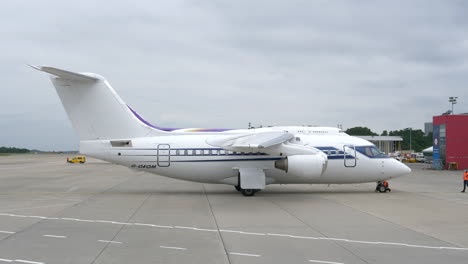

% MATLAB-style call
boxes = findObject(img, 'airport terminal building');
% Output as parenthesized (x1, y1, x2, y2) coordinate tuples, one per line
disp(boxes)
(433, 114, 468, 170)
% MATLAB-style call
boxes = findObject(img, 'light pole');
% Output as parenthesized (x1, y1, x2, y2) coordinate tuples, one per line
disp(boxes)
(409, 128, 412, 151)
(406, 127, 412, 151)
(449, 97, 458, 115)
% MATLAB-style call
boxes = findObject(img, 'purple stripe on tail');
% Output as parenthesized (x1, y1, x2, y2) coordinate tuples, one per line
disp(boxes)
(127, 105, 233, 132)
(127, 105, 179, 131)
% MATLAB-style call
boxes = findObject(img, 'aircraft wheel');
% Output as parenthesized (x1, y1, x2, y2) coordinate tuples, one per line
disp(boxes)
(378, 185, 387, 193)
(240, 189, 256, 196)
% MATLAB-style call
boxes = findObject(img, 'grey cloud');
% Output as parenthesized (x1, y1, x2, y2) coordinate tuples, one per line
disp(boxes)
(1, 0, 467, 150)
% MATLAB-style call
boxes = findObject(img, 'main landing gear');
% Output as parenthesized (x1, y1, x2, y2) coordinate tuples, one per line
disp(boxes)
(234, 186, 260, 196)
(375, 181, 391, 193)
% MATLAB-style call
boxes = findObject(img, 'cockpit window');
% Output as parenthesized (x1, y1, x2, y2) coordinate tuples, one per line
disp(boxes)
(356, 146, 388, 158)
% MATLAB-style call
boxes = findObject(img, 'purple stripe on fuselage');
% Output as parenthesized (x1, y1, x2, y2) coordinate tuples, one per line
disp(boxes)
(194, 128, 233, 132)
(127, 105, 233, 132)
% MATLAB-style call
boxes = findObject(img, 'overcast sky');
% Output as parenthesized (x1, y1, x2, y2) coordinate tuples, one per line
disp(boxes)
(1, 0, 467, 150)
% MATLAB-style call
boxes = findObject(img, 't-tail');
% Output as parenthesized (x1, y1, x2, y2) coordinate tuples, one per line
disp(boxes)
(32, 65, 166, 140)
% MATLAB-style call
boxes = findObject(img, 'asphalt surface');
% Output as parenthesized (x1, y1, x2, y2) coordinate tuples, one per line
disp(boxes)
(0, 154, 467, 264)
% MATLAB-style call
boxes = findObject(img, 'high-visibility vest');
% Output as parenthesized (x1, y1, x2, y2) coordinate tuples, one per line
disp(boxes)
(464, 172, 468, 181)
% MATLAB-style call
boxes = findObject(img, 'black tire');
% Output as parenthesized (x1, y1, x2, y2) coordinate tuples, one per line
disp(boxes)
(241, 189, 256, 196)
(234, 185, 241, 192)
(378, 185, 387, 193)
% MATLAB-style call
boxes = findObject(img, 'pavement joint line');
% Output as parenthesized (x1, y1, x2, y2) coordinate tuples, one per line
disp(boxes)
(264, 195, 371, 264)
(309, 260, 344, 264)
(98, 240, 122, 244)
(0, 259, 12, 262)
(202, 185, 232, 264)
(43, 235, 66, 238)
(1, 212, 467, 252)
(160, 246, 187, 250)
(229, 252, 261, 257)
(90, 184, 152, 264)
(0, 231, 15, 234)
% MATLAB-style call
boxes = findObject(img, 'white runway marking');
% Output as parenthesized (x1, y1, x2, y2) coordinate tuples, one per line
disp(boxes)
(160, 246, 187, 250)
(220, 229, 266, 236)
(134, 223, 173, 228)
(309, 259, 344, 264)
(98, 240, 122, 244)
(0, 212, 466, 252)
(229, 252, 261, 257)
(14, 260, 45, 264)
(174, 226, 217, 232)
(43, 235, 66, 238)
(0, 231, 15, 234)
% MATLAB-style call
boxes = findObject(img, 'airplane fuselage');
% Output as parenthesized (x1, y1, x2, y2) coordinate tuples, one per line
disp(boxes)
(81, 127, 410, 186)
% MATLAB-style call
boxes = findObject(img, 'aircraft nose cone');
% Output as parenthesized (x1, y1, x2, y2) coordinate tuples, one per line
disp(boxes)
(390, 159, 412, 177)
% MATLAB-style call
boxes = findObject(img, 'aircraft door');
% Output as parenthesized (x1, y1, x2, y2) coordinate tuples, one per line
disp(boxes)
(157, 144, 171, 167)
(343, 145, 357, 167)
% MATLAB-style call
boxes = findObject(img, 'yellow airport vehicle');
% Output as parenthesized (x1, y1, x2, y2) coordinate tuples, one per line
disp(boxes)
(67, 156, 86, 164)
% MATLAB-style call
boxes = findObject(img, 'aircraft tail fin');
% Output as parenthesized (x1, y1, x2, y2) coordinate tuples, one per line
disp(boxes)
(33, 65, 166, 140)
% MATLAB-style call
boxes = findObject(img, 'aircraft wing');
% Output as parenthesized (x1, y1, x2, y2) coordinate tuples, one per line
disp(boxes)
(207, 131, 294, 149)
(206, 131, 322, 156)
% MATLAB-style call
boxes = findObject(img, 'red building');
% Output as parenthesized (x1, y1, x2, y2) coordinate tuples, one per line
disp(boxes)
(433, 115, 468, 170)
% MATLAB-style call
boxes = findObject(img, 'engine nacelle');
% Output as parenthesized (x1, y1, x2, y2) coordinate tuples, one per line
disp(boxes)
(275, 154, 328, 179)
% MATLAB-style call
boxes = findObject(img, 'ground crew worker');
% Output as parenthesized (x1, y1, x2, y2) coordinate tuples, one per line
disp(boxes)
(462, 169, 468, 193)
(383, 181, 389, 188)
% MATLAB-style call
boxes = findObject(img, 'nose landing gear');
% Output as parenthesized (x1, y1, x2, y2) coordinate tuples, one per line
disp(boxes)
(375, 181, 391, 193)
(234, 185, 260, 196)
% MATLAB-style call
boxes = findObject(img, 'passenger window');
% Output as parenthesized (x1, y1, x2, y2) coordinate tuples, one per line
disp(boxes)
(220, 150, 226, 155)
(185, 150, 190, 155)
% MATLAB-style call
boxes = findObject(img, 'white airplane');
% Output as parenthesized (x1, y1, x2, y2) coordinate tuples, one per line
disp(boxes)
(33, 66, 411, 196)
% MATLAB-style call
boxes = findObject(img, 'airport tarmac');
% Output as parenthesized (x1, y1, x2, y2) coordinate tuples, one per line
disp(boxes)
(0, 154, 467, 264)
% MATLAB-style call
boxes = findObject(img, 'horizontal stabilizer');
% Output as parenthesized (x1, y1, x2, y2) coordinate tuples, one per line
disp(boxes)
(30, 65, 100, 82)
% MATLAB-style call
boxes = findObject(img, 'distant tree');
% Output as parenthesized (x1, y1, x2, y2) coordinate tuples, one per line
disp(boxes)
(388, 129, 432, 152)
(381, 130, 388, 136)
(0, 147, 30, 153)
(345, 127, 378, 136)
